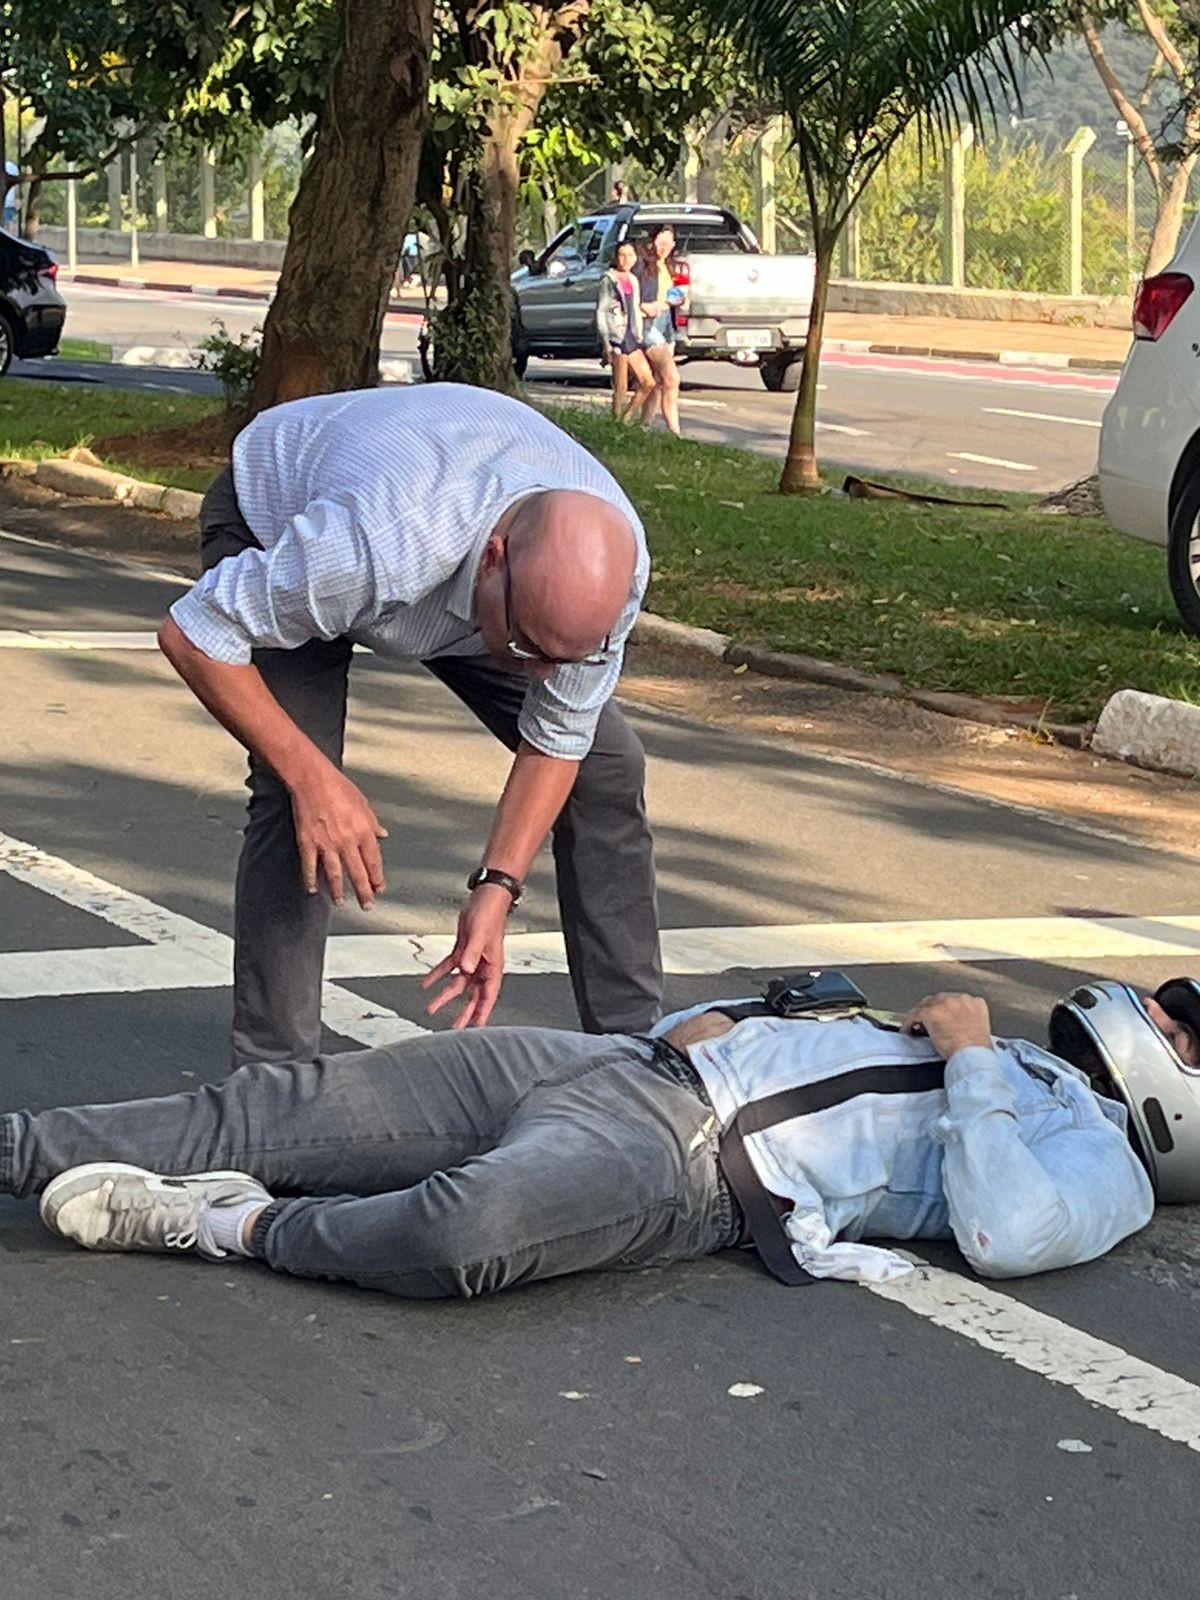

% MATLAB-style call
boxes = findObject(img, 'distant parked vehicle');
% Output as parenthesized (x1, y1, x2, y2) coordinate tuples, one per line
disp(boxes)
(1099, 219, 1200, 632)
(511, 203, 815, 391)
(0, 228, 65, 374)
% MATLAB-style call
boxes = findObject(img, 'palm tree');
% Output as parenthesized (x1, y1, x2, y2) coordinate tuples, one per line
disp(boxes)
(698, 0, 1050, 492)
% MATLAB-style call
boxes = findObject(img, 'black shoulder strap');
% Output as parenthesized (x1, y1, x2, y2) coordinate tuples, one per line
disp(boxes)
(709, 1002, 775, 1024)
(720, 1060, 947, 1287)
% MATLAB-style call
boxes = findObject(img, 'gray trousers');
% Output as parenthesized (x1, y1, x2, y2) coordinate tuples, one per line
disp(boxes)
(0, 1031, 740, 1298)
(198, 470, 663, 1067)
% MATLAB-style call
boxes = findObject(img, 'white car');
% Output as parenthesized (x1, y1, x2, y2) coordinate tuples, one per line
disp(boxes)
(1099, 220, 1200, 632)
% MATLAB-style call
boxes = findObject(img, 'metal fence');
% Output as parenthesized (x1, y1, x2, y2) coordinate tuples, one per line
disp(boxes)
(30, 115, 1188, 302)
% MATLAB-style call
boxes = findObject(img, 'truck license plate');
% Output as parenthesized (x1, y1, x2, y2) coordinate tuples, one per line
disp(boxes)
(727, 329, 771, 349)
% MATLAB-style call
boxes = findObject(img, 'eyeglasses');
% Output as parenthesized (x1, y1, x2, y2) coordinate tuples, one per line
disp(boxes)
(502, 544, 611, 667)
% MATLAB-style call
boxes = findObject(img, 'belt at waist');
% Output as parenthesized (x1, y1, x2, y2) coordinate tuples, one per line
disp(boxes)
(638, 1037, 747, 1249)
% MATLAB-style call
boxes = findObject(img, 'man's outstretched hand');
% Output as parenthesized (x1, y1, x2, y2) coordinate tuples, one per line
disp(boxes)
(290, 758, 388, 909)
(421, 884, 511, 1029)
(901, 991, 993, 1059)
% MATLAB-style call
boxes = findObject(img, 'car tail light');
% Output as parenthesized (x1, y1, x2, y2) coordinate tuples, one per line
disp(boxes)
(37, 260, 58, 281)
(1133, 271, 1192, 340)
(673, 257, 689, 330)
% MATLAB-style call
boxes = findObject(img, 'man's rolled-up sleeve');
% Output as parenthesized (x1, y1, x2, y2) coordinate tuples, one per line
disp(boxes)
(518, 642, 626, 760)
(170, 500, 382, 664)
(933, 1045, 1154, 1279)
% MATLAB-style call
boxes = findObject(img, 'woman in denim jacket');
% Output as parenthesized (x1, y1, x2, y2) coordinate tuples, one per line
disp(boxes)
(596, 239, 654, 422)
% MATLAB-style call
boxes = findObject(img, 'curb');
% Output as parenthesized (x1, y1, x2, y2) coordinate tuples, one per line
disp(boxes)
(109, 346, 417, 385)
(631, 612, 1089, 748)
(824, 338, 1125, 373)
(1092, 689, 1200, 780)
(3, 455, 205, 522)
(70, 270, 425, 322)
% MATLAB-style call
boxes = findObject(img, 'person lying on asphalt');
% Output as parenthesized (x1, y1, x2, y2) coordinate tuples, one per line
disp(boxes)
(4, 974, 1195, 1298)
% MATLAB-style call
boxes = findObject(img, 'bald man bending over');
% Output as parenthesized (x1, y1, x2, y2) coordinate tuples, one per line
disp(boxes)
(159, 384, 659, 1061)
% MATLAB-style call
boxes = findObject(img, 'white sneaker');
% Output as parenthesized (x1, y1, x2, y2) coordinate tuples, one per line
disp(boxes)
(40, 1163, 272, 1260)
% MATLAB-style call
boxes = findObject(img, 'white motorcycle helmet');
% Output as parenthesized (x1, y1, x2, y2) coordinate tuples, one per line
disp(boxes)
(1048, 977, 1200, 1203)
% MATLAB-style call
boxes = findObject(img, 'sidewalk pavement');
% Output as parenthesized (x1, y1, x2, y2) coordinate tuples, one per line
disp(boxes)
(63, 254, 1133, 370)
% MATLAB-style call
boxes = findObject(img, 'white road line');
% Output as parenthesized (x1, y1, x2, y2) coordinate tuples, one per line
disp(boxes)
(9, 910, 1200, 1001)
(0, 830, 428, 1041)
(948, 451, 1037, 472)
(870, 1263, 1200, 1455)
(326, 912, 1200, 981)
(0, 630, 161, 650)
(818, 422, 872, 437)
(982, 407, 1102, 429)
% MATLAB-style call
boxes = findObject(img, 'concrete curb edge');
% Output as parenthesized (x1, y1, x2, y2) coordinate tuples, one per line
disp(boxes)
(631, 613, 1090, 749)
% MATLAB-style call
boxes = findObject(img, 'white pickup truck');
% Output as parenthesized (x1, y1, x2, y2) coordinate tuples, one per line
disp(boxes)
(511, 202, 816, 391)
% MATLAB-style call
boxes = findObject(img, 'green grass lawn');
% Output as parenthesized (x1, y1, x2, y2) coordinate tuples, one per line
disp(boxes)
(0, 382, 222, 494)
(549, 404, 1199, 723)
(2, 380, 1194, 723)
(57, 338, 113, 362)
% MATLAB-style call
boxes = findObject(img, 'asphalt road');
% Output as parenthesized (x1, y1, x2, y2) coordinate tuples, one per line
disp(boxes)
(46, 280, 1114, 494)
(3, 530, 1200, 1599)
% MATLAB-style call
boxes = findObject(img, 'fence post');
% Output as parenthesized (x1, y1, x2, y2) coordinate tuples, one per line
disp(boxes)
(1124, 134, 1137, 286)
(127, 141, 139, 267)
(839, 206, 861, 278)
(107, 156, 122, 231)
(65, 175, 77, 274)
(1065, 125, 1096, 296)
(941, 123, 973, 288)
(682, 138, 701, 205)
(755, 117, 784, 252)
(249, 144, 265, 241)
(152, 159, 168, 234)
(200, 147, 217, 238)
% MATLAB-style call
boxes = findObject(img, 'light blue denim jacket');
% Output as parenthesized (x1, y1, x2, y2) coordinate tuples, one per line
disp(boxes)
(653, 1005, 1155, 1281)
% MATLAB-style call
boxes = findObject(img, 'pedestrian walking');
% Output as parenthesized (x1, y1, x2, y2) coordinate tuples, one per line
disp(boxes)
(638, 224, 687, 438)
(597, 239, 655, 423)
(157, 384, 661, 1066)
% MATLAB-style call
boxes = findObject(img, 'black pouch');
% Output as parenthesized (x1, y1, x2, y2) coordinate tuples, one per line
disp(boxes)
(712, 969, 870, 1025)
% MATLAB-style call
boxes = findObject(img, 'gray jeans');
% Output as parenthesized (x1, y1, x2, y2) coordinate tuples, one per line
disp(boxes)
(0, 1031, 740, 1298)
(199, 469, 663, 1068)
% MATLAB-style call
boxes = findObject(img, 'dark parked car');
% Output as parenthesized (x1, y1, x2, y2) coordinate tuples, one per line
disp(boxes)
(0, 229, 66, 373)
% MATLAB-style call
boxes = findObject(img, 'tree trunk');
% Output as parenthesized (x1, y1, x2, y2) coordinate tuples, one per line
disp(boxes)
(250, 0, 433, 416)
(1145, 157, 1197, 277)
(432, 117, 522, 390)
(780, 238, 833, 494)
(20, 176, 42, 240)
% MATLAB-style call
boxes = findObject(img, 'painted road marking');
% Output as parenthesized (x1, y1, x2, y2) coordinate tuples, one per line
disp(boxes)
(7, 901, 1200, 997)
(983, 407, 1102, 429)
(0, 830, 429, 1041)
(5, 823, 1200, 1456)
(870, 1263, 1200, 1456)
(948, 451, 1037, 473)
(0, 629, 162, 650)
(824, 350, 1118, 393)
(818, 422, 872, 437)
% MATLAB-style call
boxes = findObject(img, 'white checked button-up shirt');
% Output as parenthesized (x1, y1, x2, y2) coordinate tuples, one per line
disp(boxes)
(170, 384, 650, 761)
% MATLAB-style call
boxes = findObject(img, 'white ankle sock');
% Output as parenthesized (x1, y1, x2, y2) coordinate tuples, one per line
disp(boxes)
(206, 1197, 269, 1258)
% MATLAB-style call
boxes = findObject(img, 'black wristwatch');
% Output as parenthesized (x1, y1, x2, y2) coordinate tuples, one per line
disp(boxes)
(467, 866, 525, 908)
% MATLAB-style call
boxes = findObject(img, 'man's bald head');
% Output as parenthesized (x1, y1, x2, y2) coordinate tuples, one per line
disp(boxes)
(503, 490, 636, 662)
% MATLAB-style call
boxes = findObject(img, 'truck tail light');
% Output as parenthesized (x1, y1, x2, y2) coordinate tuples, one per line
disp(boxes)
(1133, 271, 1192, 340)
(673, 257, 689, 330)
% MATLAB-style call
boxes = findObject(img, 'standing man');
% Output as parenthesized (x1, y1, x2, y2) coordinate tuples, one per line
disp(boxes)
(158, 383, 659, 1065)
